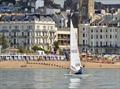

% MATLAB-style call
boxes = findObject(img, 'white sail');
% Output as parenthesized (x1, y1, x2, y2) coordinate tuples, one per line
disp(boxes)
(70, 19, 82, 72)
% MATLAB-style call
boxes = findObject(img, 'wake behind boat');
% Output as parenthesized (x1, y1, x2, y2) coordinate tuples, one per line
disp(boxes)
(64, 73, 92, 78)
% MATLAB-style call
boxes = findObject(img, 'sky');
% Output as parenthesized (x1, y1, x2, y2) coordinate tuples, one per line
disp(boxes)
(53, 0, 120, 4)
(95, 0, 120, 4)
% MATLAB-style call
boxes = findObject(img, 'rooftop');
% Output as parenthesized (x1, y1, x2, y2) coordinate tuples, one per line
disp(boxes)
(0, 14, 54, 22)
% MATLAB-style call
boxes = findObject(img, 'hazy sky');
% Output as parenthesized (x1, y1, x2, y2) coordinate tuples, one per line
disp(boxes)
(95, 0, 120, 4)
(54, 0, 120, 4)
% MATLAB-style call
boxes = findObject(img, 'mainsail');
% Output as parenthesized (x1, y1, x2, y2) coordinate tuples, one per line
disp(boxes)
(70, 19, 82, 72)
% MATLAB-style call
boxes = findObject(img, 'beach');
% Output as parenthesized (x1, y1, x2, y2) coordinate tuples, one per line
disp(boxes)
(0, 61, 120, 69)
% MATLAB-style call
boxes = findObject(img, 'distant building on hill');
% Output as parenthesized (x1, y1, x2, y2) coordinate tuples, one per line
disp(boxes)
(44, 0, 61, 9)
(64, 0, 94, 23)
(52, 12, 68, 28)
(95, 2, 120, 14)
(15, 0, 37, 12)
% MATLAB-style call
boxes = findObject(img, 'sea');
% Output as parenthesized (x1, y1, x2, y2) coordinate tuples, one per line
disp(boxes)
(0, 69, 120, 89)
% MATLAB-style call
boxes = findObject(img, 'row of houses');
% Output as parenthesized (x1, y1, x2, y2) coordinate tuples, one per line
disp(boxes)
(79, 14, 120, 54)
(0, 12, 120, 54)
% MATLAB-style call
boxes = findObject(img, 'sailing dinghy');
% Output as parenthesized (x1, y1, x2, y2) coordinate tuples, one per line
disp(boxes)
(70, 19, 83, 75)
(64, 19, 93, 77)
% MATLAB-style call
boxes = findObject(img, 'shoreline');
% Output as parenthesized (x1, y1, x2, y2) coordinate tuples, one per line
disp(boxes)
(0, 61, 120, 69)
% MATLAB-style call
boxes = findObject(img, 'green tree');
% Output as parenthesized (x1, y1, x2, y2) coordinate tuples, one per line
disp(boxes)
(32, 45, 45, 52)
(32, 45, 50, 54)
(18, 47, 25, 53)
(53, 41, 59, 52)
(0, 34, 9, 49)
(32, 45, 40, 52)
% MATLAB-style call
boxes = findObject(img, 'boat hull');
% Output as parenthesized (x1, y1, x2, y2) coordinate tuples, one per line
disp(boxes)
(70, 68, 83, 75)
(75, 68, 83, 74)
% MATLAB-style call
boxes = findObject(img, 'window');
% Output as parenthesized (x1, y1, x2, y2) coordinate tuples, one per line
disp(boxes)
(110, 35, 112, 39)
(96, 41, 98, 46)
(36, 32, 39, 36)
(2, 26, 7, 29)
(9, 26, 11, 29)
(27, 32, 30, 36)
(43, 26, 46, 29)
(15, 26, 19, 29)
(106, 35, 108, 38)
(37, 26, 39, 29)
(106, 42, 108, 46)
(115, 43, 117, 47)
(43, 32, 45, 36)
(91, 29, 93, 32)
(39, 32, 41, 36)
(83, 40, 85, 45)
(100, 41, 102, 46)
(100, 29, 102, 32)
(14, 39, 16, 44)
(27, 26, 32, 29)
(91, 41, 93, 46)
(91, 35, 93, 39)
(14, 32, 17, 37)
(115, 35, 117, 38)
(110, 29, 112, 32)
(96, 35, 98, 39)
(106, 29, 107, 32)
(83, 28, 85, 31)
(22, 32, 24, 36)
(82, 48, 85, 51)
(110, 42, 112, 47)
(83, 33, 85, 37)
(22, 25, 24, 29)
(59, 20, 61, 23)
(27, 39, 30, 44)
(100, 35, 102, 39)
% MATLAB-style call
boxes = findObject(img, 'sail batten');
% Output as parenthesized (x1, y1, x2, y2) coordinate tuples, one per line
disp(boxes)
(70, 19, 82, 72)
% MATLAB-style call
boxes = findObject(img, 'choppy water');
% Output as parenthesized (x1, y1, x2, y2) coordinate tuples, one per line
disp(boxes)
(0, 69, 120, 89)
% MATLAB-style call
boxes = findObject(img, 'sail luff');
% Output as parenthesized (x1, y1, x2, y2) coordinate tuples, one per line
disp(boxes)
(70, 19, 82, 72)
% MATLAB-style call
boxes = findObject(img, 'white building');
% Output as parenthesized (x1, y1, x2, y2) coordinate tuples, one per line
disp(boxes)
(0, 15, 57, 50)
(57, 27, 70, 49)
(79, 15, 120, 54)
